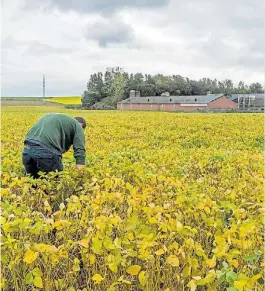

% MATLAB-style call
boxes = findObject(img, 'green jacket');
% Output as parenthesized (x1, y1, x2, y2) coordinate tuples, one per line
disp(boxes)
(25, 113, 86, 165)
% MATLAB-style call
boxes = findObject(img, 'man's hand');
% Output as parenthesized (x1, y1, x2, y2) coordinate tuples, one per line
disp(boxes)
(76, 164, 85, 169)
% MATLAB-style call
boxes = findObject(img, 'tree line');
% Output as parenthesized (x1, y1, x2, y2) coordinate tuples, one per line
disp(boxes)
(82, 67, 264, 108)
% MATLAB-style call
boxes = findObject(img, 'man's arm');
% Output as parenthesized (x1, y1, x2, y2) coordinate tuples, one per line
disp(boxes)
(73, 125, 86, 166)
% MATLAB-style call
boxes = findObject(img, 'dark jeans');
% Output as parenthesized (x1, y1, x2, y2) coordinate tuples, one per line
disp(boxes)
(22, 144, 63, 178)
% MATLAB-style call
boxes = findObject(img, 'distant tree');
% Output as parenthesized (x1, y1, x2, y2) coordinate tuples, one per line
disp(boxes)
(217, 81, 225, 94)
(171, 75, 191, 95)
(140, 74, 156, 96)
(190, 80, 205, 95)
(249, 82, 264, 93)
(223, 79, 234, 94)
(107, 72, 127, 105)
(81, 68, 264, 108)
(82, 90, 101, 107)
(153, 74, 172, 95)
(102, 70, 114, 96)
(238, 81, 247, 93)
(82, 72, 105, 106)
(87, 72, 105, 97)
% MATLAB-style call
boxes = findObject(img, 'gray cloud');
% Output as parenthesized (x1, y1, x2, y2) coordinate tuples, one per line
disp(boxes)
(24, 0, 170, 15)
(23, 42, 73, 56)
(143, 0, 265, 72)
(2, 36, 73, 56)
(86, 18, 134, 47)
(2, 0, 264, 96)
(187, 37, 264, 72)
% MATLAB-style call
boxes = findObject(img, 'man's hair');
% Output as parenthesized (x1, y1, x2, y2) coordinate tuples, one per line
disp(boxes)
(74, 117, 87, 129)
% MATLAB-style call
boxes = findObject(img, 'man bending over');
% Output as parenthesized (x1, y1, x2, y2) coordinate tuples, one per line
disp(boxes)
(22, 113, 86, 178)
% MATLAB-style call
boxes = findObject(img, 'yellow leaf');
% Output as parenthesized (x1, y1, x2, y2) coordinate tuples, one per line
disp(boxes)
(166, 255, 179, 267)
(251, 273, 262, 282)
(158, 175, 166, 182)
(58, 248, 68, 259)
(165, 289, 170, 291)
(92, 274, 104, 284)
(33, 277, 43, 288)
(183, 266, 191, 278)
(0, 216, 6, 224)
(126, 265, 142, 276)
(191, 258, 199, 269)
(33, 244, 58, 253)
(155, 249, 165, 256)
(234, 280, 247, 291)
(187, 279, 197, 291)
(1, 277, 6, 289)
(197, 202, 204, 210)
(176, 221, 183, 231)
(23, 249, 38, 264)
(206, 256, 216, 268)
(89, 254, 96, 265)
(52, 220, 71, 230)
(168, 242, 179, 250)
(109, 263, 118, 273)
(128, 232, 134, 241)
(122, 279, 132, 285)
(92, 236, 103, 255)
(231, 259, 239, 268)
(196, 270, 216, 286)
(79, 239, 89, 248)
(138, 271, 147, 286)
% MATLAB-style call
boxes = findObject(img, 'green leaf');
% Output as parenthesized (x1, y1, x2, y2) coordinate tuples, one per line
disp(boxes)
(244, 254, 258, 262)
(32, 268, 42, 277)
(103, 237, 116, 250)
(183, 266, 191, 278)
(222, 261, 229, 269)
(92, 236, 103, 255)
(25, 273, 33, 284)
(226, 271, 237, 285)
(227, 288, 239, 291)
(197, 270, 216, 286)
(216, 272, 226, 285)
(108, 263, 118, 273)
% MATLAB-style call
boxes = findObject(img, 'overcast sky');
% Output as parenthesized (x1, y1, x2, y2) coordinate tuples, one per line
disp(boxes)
(1, 0, 264, 97)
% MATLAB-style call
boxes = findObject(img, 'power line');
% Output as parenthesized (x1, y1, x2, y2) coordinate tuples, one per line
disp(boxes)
(43, 75, 46, 98)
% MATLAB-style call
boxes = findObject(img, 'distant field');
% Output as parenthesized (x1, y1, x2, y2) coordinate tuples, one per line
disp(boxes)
(1, 101, 64, 106)
(1, 97, 46, 101)
(1, 96, 80, 106)
(44, 96, 82, 104)
(0, 98, 63, 107)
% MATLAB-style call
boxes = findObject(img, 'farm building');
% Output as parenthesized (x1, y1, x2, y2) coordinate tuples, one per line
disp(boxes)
(117, 93, 237, 111)
(228, 93, 264, 109)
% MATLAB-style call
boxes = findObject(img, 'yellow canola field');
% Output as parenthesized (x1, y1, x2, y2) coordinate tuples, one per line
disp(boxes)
(1, 107, 264, 291)
(45, 96, 82, 104)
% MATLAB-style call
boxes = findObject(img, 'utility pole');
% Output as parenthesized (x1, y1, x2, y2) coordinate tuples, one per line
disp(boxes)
(43, 75, 46, 98)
